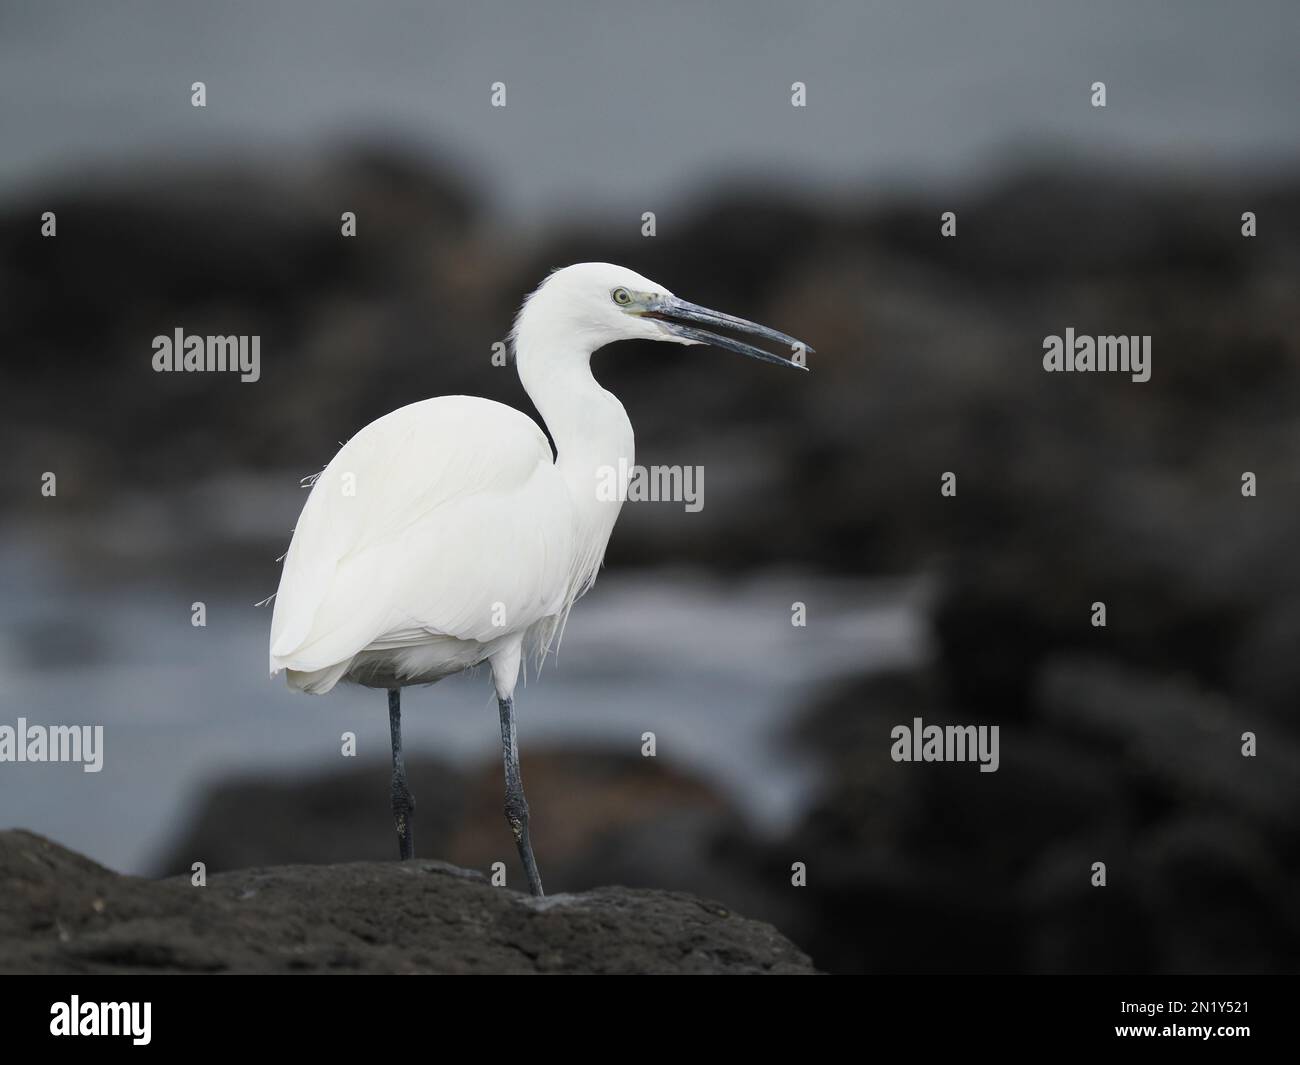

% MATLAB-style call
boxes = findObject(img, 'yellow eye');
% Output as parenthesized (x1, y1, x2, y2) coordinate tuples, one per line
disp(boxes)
(612, 287, 632, 305)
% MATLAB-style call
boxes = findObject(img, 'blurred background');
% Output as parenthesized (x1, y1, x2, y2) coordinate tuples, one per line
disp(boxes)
(1, 0, 1299, 973)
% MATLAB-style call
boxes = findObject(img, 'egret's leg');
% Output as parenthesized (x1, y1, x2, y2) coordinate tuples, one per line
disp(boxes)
(388, 688, 415, 860)
(497, 695, 543, 897)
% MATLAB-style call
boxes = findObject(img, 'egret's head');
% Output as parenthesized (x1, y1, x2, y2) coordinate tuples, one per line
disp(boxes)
(512, 262, 811, 370)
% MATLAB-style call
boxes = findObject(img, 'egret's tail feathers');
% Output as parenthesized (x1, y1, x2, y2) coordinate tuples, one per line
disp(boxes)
(282, 661, 350, 695)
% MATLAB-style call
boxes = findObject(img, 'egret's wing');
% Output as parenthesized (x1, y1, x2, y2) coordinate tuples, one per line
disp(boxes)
(269, 396, 570, 674)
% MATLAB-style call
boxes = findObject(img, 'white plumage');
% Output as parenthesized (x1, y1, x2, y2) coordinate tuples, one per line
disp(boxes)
(269, 395, 588, 694)
(269, 263, 655, 703)
(265, 262, 808, 889)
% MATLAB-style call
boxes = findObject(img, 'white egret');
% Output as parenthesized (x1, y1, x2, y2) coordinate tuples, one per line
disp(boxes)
(268, 262, 810, 896)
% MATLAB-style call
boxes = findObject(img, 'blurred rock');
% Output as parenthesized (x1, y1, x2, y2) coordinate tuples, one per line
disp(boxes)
(151, 748, 742, 893)
(1229, 600, 1300, 719)
(1037, 655, 1300, 837)
(149, 758, 471, 876)
(763, 661, 1300, 974)
(1134, 816, 1300, 973)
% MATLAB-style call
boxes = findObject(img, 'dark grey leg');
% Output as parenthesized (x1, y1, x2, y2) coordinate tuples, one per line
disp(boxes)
(498, 695, 543, 896)
(388, 688, 415, 860)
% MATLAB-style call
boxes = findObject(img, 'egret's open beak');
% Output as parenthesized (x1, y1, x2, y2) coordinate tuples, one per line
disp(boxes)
(644, 295, 812, 370)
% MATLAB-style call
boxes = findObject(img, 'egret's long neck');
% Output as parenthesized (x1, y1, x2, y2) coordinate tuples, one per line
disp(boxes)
(515, 338, 635, 514)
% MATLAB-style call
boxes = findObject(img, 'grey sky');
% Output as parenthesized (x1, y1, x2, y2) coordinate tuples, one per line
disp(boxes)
(2, 0, 1297, 220)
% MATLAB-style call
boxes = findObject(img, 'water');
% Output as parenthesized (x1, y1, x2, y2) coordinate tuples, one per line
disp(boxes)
(0, 544, 929, 874)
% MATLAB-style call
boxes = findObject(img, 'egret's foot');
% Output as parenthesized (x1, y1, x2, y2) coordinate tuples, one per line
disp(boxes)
(506, 794, 544, 897)
(391, 777, 416, 861)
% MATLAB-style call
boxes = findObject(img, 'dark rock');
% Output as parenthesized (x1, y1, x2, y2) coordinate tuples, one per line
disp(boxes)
(1020, 843, 1156, 974)
(149, 758, 473, 876)
(1134, 816, 1300, 974)
(1229, 600, 1300, 719)
(764, 661, 1300, 974)
(1036, 656, 1300, 837)
(0, 830, 815, 974)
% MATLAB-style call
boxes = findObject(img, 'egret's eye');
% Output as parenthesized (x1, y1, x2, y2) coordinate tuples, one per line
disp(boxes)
(611, 287, 632, 306)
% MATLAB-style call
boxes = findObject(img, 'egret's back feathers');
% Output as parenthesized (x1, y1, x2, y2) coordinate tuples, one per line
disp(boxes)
(269, 395, 590, 691)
